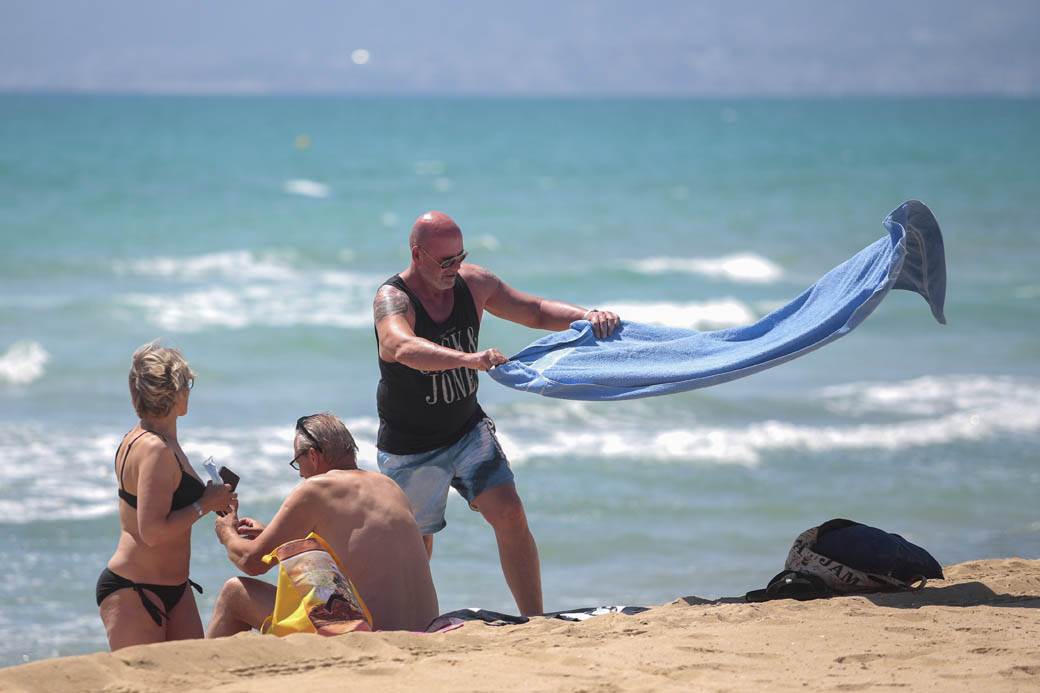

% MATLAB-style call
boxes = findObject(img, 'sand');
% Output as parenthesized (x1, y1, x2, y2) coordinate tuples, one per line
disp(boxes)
(2, 558, 1038, 692)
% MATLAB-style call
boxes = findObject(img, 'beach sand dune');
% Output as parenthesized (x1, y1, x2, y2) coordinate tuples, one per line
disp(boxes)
(2, 558, 1038, 692)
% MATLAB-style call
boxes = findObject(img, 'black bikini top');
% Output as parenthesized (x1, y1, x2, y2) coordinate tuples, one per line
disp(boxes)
(116, 429, 206, 512)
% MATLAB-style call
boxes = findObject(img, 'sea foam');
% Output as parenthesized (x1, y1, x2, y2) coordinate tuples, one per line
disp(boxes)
(116, 250, 297, 282)
(2, 375, 1038, 522)
(0, 341, 49, 385)
(493, 375, 1040, 467)
(0, 417, 381, 524)
(283, 179, 330, 198)
(629, 253, 783, 284)
(601, 299, 757, 329)
(817, 375, 1037, 418)
(123, 282, 377, 332)
(117, 250, 383, 331)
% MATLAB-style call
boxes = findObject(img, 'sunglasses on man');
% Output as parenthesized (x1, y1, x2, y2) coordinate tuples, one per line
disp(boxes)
(417, 245, 468, 270)
(289, 415, 323, 470)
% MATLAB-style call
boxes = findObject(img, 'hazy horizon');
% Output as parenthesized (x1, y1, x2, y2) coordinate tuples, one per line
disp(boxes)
(3, 1, 1039, 97)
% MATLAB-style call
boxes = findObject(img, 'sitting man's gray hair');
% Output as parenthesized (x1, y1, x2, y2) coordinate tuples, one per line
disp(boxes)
(296, 412, 359, 469)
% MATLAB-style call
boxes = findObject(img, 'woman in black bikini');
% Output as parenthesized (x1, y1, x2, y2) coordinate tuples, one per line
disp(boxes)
(97, 341, 235, 650)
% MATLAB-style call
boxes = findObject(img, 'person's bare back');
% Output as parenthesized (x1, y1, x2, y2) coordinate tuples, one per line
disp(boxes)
(306, 469, 438, 631)
(210, 414, 439, 636)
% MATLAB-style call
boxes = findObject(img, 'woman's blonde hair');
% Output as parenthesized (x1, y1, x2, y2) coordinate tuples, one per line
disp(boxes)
(128, 340, 195, 419)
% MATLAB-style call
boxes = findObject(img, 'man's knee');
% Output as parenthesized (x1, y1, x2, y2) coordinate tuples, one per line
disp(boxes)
(213, 577, 247, 615)
(210, 576, 274, 634)
(479, 487, 529, 533)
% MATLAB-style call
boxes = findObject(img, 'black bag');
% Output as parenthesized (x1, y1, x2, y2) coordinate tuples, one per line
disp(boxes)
(746, 519, 944, 602)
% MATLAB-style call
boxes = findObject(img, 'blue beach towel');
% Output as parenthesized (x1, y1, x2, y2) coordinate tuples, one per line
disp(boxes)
(489, 201, 946, 401)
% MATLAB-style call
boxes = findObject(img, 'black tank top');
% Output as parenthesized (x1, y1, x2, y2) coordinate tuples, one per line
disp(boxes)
(375, 274, 485, 454)
(116, 430, 206, 512)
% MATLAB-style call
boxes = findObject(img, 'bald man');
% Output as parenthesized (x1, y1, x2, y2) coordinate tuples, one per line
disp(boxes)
(372, 211, 620, 616)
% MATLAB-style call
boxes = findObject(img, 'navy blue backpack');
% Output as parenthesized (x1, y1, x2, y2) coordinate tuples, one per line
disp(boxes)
(747, 519, 944, 602)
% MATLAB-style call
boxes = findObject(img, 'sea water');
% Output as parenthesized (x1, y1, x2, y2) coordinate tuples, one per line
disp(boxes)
(1, 94, 1038, 665)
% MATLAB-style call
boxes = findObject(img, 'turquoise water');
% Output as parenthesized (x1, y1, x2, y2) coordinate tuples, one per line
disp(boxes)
(1, 95, 1038, 666)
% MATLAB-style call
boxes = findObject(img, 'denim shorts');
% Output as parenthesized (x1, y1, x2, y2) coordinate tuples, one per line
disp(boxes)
(377, 418, 514, 535)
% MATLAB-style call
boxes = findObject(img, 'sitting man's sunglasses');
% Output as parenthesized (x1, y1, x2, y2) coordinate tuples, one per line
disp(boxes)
(417, 245, 468, 270)
(289, 415, 323, 470)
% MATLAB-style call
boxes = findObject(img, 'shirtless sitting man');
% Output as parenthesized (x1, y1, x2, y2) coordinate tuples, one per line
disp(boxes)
(207, 413, 439, 634)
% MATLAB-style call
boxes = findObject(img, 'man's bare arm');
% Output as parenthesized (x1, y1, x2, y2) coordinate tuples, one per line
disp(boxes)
(215, 483, 318, 576)
(373, 286, 412, 324)
(373, 285, 505, 371)
(472, 265, 621, 338)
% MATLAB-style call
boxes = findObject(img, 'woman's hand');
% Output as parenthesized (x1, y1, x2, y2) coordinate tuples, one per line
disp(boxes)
(201, 481, 235, 515)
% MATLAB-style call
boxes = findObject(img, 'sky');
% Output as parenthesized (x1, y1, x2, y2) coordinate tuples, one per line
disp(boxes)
(2, 0, 1039, 96)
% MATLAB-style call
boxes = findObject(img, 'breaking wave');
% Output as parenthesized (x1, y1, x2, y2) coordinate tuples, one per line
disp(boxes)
(601, 299, 757, 329)
(628, 253, 783, 284)
(0, 341, 49, 386)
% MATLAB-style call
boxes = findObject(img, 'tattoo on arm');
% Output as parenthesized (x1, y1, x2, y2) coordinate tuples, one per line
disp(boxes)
(374, 288, 411, 323)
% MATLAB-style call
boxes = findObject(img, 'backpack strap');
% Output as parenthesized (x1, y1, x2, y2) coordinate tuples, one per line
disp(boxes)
(746, 570, 832, 602)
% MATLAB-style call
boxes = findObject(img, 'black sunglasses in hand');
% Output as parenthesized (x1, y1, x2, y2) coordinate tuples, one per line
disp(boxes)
(289, 415, 323, 470)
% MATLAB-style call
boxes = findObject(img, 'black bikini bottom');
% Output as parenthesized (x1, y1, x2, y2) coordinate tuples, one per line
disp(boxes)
(96, 567, 203, 626)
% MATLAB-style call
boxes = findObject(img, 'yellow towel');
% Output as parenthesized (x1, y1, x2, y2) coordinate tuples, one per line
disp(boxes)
(259, 531, 373, 636)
